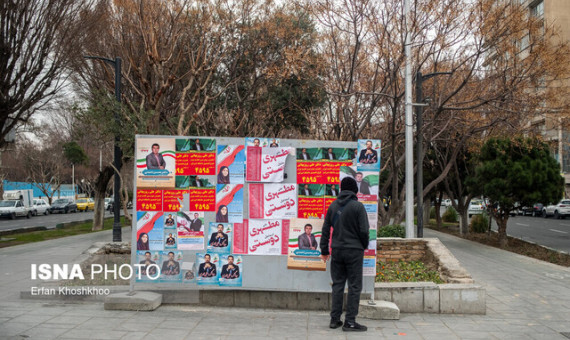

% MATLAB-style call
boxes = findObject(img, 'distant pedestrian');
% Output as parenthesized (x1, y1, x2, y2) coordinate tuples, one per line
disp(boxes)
(320, 177, 370, 332)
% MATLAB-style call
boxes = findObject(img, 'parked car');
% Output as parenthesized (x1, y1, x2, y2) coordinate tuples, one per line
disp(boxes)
(32, 199, 51, 216)
(468, 200, 486, 217)
(104, 197, 113, 210)
(521, 203, 543, 217)
(543, 200, 570, 219)
(76, 198, 95, 212)
(0, 200, 32, 219)
(49, 198, 78, 214)
(107, 199, 132, 211)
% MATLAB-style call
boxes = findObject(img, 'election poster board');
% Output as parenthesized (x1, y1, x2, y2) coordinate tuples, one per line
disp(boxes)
(132, 135, 378, 293)
(287, 218, 326, 271)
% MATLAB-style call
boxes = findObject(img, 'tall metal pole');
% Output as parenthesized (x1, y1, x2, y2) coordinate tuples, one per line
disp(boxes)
(416, 72, 424, 238)
(404, 0, 414, 238)
(112, 57, 122, 242)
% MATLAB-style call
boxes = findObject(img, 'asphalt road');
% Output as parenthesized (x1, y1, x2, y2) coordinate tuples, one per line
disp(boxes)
(0, 210, 122, 231)
(491, 214, 570, 253)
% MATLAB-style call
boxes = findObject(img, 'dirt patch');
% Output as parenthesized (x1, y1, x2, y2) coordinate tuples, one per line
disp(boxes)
(428, 224, 570, 267)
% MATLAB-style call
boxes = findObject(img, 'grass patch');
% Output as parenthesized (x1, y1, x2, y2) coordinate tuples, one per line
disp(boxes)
(0, 217, 129, 248)
(376, 260, 444, 284)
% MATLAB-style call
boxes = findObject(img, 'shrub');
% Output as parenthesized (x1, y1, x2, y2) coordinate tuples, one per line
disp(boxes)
(429, 206, 436, 219)
(470, 213, 489, 233)
(442, 207, 458, 223)
(378, 224, 406, 238)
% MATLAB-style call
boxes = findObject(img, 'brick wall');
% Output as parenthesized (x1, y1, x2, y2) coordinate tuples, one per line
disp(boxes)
(377, 238, 427, 262)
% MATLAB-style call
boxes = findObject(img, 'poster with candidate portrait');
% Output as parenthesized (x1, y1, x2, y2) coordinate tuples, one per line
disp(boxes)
(339, 166, 379, 201)
(176, 211, 204, 250)
(356, 139, 381, 172)
(136, 211, 164, 251)
(159, 251, 183, 282)
(219, 254, 242, 287)
(136, 251, 160, 282)
(196, 253, 220, 285)
(175, 138, 216, 176)
(245, 137, 280, 148)
(217, 145, 245, 184)
(216, 184, 244, 224)
(248, 183, 298, 219)
(181, 261, 197, 283)
(163, 230, 177, 249)
(287, 218, 326, 271)
(207, 222, 232, 254)
(136, 137, 176, 188)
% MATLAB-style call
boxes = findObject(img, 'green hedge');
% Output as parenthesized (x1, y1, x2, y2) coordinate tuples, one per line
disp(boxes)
(378, 224, 406, 238)
(442, 207, 458, 223)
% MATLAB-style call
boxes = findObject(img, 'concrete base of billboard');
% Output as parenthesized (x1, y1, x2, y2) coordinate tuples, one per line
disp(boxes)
(104, 291, 162, 311)
(359, 300, 400, 320)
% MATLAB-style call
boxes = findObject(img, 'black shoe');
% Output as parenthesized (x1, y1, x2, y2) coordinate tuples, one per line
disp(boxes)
(342, 321, 367, 332)
(329, 319, 343, 329)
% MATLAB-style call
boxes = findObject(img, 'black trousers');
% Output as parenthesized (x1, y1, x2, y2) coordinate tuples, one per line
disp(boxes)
(330, 248, 364, 323)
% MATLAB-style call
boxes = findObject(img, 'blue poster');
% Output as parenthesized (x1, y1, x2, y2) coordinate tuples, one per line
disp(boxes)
(196, 253, 220, 285)
(136, 211, 164, 251)
(135, 251, 161, 282)
(357, 139, 381, 172)
(216, 184, 244, 223)
(159, 251, 183, 282)
(207, 222, 232, 254)
(217, 145, 246, 184)
(219, 254, 242, 287)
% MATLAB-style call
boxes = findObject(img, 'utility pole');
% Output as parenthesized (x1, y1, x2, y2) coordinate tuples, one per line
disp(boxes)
(404, 0, 414, 238)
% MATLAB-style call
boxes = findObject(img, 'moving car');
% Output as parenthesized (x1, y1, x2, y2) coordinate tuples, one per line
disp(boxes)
(32, 199, 50, 216)
(468, 200, 486, 217)
(76, 198, 95, 212)
(49, 198, 78, 214)
(521, 203, 543, 217)
(543, 200, 570, 219)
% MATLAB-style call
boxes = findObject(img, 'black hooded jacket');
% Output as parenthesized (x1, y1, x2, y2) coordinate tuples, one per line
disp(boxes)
(319, 190, 370, 256)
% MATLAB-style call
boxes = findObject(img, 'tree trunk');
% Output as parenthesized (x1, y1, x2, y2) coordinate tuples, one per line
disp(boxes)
(423, 199, 430, 226)
(459, 210, 469, 235)
(496, 215, 509, 247)
(92, 166, 114, 231)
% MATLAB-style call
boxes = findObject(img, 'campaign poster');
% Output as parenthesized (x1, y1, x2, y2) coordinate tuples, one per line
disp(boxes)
(219, 254, 243, 287)
(162, 190, 188, 212)
(321, 147, 353, 161)
(339, 166, 379, 200)
(287, 218, 326, 271)
(181, 261, 197, 283)
(245, 219, 285, 255)
(297, 147, 322, 161)
(246, 146, 294, 182)
(325, 184, 340, 198)
(322, 160, 353, 184)
(249, 183, 297, 219)
(216, 184, 244, 223)
(175, 176, 192, 189)
(189, 187, 216, 212)
(176, 211, 204, 250)
(207, 222, 232, 253)
(356, 139, 381, 172)
(159, 251, 183, 282)
(245, 137, 280, 148)
(197, 253, 220, 285)
(136, 211, 164, 251)
(363, 254, 377, 277)
(135, 251, 160, 282)
(136, 137, 176, 188)
(217, 145, 246, 184)
(298, 184, 325, 219)
(175, 138, 216, 176)
(164, 230, 177, 249)
(136, 189, 163, 211)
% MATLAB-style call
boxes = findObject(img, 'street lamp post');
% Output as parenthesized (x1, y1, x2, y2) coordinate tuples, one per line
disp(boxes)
(415, 71, 452, 238)
(84, 56, 123, 242)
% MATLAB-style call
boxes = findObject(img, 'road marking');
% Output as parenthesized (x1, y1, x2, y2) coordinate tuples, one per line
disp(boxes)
(516, 223, 530, 227)
(549, 229, 568, 234)
(560, 223, 570, 227)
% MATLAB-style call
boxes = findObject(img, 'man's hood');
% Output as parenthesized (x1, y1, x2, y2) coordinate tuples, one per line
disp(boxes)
(336, 190, 358, 206)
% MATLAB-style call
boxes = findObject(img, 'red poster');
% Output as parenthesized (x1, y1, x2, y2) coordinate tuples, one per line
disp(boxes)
(189, 188, 216, 211)
(175, 153, 191, 176)
(322, 161, 353, 184)
(248, 184, 264, 219)
(188, 152, 216, 176)
(365, 249, 376, 256)
(281, 220, 290, 255)
(296, 161, 323, 184)
(298, 197, 325, 219)
(246, 146, 262, 181)
(324, 197, 336, 212)
(233, 222, 247, 254)
(136, 190, 163, 211)
(163, 190, 189, 212)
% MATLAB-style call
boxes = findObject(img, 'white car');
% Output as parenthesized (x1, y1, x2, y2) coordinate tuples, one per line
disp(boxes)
(32, 199, 51, 216)
(104, 198, 113, 210)
(543, 200, 570, 219)
(468, 200, 486, 217)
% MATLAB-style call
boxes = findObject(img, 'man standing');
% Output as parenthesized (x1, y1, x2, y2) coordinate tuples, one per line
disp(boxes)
(193, 139, 203, 151)
(198, 254, 217, 277)
(355, 172, 370, 195)
(298, 224, 317, 250)
(190, 213, 203, 231)
(320, 177, 370, 332)
(146, 143, 166, 169)
(221, 255, 240, 279)
(358, 140, 378, 164)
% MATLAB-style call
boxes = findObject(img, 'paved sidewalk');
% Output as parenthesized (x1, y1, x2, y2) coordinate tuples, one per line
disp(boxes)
(1, 228, 570, 339)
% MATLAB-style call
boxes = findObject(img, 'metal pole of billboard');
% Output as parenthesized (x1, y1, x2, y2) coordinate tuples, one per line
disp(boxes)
(404, 0, 414, 238)
(84, 56, 123, 242)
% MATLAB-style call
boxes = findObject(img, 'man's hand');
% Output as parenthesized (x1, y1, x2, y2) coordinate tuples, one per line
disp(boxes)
(320, 254, 330, 262)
